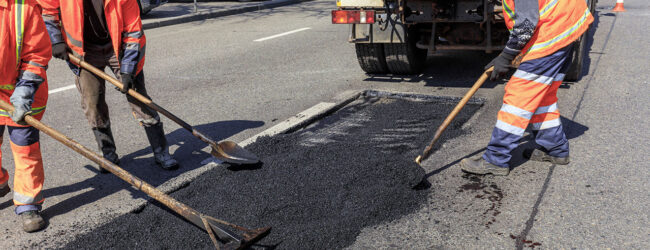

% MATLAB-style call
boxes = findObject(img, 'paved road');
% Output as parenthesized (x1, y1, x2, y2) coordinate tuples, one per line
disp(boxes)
(0, 0, 647, 248)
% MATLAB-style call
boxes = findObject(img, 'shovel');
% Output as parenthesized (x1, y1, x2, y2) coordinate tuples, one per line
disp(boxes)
(68, 53, 259, 165)
(0, 100, 270, 249)
(415, 67, 493, 165)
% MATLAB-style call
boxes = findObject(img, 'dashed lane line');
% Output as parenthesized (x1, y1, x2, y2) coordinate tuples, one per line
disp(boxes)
(49, 84, 76, 94)
(254, 27, 311, 42)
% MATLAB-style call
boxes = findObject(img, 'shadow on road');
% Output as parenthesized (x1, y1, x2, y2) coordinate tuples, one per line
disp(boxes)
(38, 120, 264, 219)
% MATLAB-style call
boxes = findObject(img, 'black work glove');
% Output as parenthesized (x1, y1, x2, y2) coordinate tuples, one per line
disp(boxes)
(485, 52, 516, 81)
(120, 73, 134, 94)
(52, 42, 70, 61)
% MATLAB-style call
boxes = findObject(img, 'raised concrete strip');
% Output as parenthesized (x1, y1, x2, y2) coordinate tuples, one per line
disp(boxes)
(143, 0, 313, 29)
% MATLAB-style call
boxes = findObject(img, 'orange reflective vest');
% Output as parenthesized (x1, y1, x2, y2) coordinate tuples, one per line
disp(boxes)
(503, 0, 594, 61)
(38, 0, 146, 75)
(0, 0, 50, 126)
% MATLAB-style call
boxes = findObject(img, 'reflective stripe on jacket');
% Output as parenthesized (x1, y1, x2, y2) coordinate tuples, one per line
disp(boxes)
(0, 0, 50, 126)
(502, 0, 594, 62)
(38, 0, 146, 75)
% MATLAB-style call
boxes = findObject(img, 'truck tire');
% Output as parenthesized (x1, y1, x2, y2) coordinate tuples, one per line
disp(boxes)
(564, 33, 587, 82)
(138, 1, 151, 15)
(383, 40, 427, 75)
(355, 44, 389, 74)
(565, 0, 595, 81)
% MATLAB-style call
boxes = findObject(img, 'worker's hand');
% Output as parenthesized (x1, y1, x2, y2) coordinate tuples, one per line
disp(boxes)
(120, 73, 134, 94)
(10, 86, 36, 125)
(10, 85, 36, 125)
(485, 52, 516, 81)
(10, 103, 33, 126)
(52, 43, 70, 61)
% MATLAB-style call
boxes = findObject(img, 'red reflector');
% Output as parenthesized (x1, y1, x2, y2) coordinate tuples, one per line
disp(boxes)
(332, 10, 375, 24)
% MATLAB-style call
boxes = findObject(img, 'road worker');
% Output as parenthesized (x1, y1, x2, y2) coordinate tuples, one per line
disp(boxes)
(0, 0, 51, 232)
(460, 0, 594, 175)
(39, 0, 179, 171)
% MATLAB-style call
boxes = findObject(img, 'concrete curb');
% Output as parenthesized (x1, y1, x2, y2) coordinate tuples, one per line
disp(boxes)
(143, 0, 313, 29)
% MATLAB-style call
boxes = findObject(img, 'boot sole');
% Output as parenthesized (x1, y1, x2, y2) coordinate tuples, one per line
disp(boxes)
(526, 151, 570, 165)
(156, 161, 179, 171)
(23, 217, 46, 233)
(460, 160, 510, 176)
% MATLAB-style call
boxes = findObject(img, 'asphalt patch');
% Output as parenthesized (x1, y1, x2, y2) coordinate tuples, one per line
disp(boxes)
(61, 95, 482, 249)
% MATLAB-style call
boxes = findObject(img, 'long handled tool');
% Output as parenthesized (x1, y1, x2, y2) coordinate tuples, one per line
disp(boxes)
(0, 100, 270, 249)
(68, 53, 258, 165)
(415, 67, 493, 165)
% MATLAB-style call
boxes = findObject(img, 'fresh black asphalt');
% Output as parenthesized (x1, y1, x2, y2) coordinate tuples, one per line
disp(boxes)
(61, 95, 482, 249)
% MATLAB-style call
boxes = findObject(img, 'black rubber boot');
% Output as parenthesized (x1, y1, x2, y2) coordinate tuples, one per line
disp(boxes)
(460, 155, 510, 176)
(523, 148, 570, 165)
(92, 126, 120, 173)
(144, 122, 179, 170)
(0, 185, 9, 197)
(20, 210, 46, 233)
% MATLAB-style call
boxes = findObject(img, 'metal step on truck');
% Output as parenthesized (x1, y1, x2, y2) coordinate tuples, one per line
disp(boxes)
(332, 0, 597, 81)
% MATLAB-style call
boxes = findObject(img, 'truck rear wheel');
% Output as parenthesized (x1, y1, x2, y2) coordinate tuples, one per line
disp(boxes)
(564, 33, 588, 82)
(355, 44, 389, 74)
(565, 0, 595, 81)
(383, 39, 427, 75)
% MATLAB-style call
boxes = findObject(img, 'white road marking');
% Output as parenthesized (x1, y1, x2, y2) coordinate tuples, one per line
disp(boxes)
(254, 27, 311, 42)
(48, 84, 76, 94)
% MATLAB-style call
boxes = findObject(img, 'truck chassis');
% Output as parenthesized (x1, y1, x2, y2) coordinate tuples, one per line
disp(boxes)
(334, 0, 597, 81)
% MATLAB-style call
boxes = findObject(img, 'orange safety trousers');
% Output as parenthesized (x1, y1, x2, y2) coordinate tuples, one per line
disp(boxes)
(0, 126, 44, 206)
(0, 0, 50, 207)
(483, 45, 573, 168)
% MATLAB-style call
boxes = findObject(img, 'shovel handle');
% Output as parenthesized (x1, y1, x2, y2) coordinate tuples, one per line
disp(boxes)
(0, 99, 253, 245)
(67, 53, 216, 146)
(416, 67, 493, 164)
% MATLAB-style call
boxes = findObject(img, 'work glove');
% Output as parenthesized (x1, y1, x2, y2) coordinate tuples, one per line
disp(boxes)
(9, 86, 35, 126)
(120, 73, 134, 94)
(52, 43, 70, 61)
(485, 51, 516, 81)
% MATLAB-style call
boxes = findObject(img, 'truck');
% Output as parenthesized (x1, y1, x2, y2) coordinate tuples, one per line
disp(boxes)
(138, 0, 167, 15)
(332, 0, 597, 81)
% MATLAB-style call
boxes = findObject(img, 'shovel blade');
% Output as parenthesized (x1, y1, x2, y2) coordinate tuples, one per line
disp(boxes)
(212, 141, 260, 164)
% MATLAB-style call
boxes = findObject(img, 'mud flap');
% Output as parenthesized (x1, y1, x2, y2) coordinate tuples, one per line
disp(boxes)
(350, 14, 407, 43)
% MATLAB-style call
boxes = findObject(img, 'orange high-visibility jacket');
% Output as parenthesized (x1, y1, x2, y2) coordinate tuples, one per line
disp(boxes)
(0, 0, 50, 126)
(502, 0, 594, 62)
(38, 0, 146, 75)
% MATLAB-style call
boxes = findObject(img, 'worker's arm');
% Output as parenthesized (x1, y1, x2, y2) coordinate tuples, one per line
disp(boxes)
(503, 0, 540, 56)
(486, 0, 540, 80)
(119, 0, 145, 76)
(38, 0, 68, 61)
(12, 3, 52, 124)
(118, 0, 145, 93)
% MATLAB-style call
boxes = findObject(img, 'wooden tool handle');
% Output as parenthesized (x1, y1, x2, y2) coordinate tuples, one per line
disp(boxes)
(68, 53, 201, 137)
(416, 67, 493, 164)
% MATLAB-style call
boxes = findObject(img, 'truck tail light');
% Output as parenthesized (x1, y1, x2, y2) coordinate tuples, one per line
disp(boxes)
(331, 10, 375, 24)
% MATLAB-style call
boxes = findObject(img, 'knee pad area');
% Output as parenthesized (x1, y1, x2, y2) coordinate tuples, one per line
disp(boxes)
(8, 126, 39, 146)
